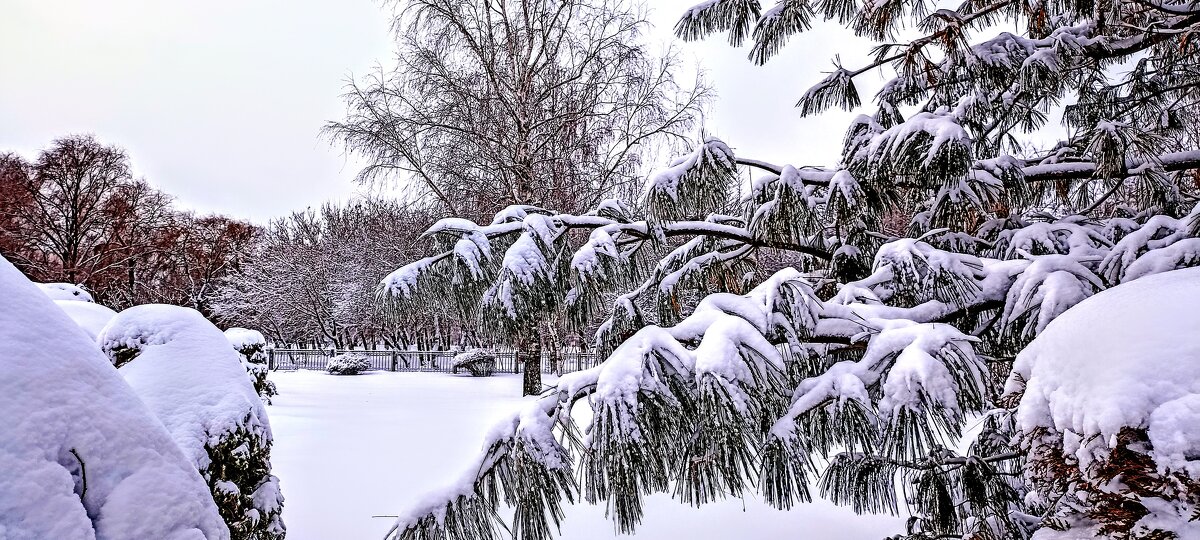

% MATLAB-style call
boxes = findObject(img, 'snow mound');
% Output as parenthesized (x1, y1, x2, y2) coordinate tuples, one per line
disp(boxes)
(1011, 267, 1200, 537)
(1013, 266, 1200, 475)
(224, 327, 277, 402)
(55, 300, 118, 341)
(0, 257, 228, 539)
(98, 305, 283, 538)
(224, 327, 266, 350)
(37, 282, 94, 302)
(98, 305, 271, 469)
(327, 352, 371, 375)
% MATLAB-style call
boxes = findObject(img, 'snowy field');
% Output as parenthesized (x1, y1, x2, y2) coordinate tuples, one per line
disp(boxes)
(269, 370, 902, 539)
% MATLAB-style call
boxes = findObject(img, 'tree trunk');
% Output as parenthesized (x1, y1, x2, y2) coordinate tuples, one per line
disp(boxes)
(544, 321, 562, 376)
(518, 328, 542, 396)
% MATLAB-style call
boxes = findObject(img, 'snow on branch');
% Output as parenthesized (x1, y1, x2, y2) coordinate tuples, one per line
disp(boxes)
(998, 255, 1104, 342)
(861, 109, 975, 189)
(1099, 209, 1197, 283)
(796, 67, 860, 116)
(674, 0, 764, 46)
(748, 0, 815, 65)
(383, 204, 1200, 538)
(642, 137, 737, 222)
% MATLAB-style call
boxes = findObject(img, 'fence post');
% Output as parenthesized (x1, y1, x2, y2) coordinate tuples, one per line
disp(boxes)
(268, 349, 275, 371)
(390, 351, 397, 372)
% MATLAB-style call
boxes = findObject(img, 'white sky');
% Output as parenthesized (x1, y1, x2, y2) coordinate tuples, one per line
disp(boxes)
(0, 1, 879, 223)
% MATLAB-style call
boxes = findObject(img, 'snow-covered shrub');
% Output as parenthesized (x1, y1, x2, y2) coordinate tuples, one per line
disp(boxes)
(326, 352, 371, 375)
(0, 256, 229, 539)
(54, 299, 118, 341)
(225, 327, 278, 403)
(99, 305, 285, 540)
(1006, 267, 1200, 539)
(36, 281, 94, 302)
(451, 349, 496, 377)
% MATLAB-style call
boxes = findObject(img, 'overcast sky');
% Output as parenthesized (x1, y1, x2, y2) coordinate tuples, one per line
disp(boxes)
(1, 1, 878, 223)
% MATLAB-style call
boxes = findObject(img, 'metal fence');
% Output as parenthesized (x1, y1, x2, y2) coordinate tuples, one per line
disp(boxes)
(266, 348, 601, 374)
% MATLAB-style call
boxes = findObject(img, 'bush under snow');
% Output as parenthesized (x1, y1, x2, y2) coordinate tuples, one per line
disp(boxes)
(99, 305, 285, 540)
(36, 282, 95, 302)
(0, 256, 229, 539)
(326, 352, 371, 375)
(55, 300, 118, 341)
(452, 349, 496, 377)
(1007, 267, 1200, 538)
(225, 327, 278, 403)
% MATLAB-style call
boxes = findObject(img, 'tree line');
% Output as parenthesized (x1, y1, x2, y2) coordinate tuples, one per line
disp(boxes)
(0, 135, 256, 314)
(0, 135, 444, 347)
(0, 135, 647, 351)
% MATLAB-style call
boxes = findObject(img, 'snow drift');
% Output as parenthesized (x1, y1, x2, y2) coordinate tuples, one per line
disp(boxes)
(36, 281, 95, 302)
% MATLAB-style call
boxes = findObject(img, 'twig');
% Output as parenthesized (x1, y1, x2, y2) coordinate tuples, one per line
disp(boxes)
(69, 448, 87, 500)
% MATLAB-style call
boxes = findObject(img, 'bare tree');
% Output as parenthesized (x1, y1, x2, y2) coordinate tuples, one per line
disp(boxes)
(0, 136, 259, 311)
(327, 0, 709, 393)
(0, 154, 35, 269)
(138, 214, 259, 316)
(0, 135, 174, 303)
(211, 199, 446, 350)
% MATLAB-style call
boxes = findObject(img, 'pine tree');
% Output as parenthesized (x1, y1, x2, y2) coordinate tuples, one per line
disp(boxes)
(381, 0, 1200, 538)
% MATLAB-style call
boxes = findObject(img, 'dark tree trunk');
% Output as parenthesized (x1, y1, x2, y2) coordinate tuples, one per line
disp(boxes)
(518, 329, 542, 396)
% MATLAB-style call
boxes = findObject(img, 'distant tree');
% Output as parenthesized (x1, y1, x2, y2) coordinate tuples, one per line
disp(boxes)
(212, 199, 443, 349)
(328, 0, 709, 220)
(0, 135, 173, 305)
(0, 153, 35, 265)
(0, 136, 257, 311)
(145, 214, 259, 316)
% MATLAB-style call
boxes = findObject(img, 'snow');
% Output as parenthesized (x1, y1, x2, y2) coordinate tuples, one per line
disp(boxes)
(999, 254, 1103, 338)
(99, 305, 272, 470)
(1123, 237, 1200, 282)
(642, 137, 733, 200)
(1013, 266, 1200, 478)
(55, 300, 118, 341)
(453, 229, 492, 279)
(381, 255, 441, 298)
(498, 232, 550, 287)
(268, 370, 903, 540)
(223, 327, 266, 350)
(773, 319, 981, 440)
(481, 230, 553, 317)
(570, 229, 618, 278)
(0, 257, 227, 539)
(866, 109, 972, 167)
(37, 281, 94, 302)
(490, 204, 545, 225)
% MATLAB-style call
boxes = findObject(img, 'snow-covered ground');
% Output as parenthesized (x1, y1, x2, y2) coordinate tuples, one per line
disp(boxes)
(270, 370, 902, 539)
